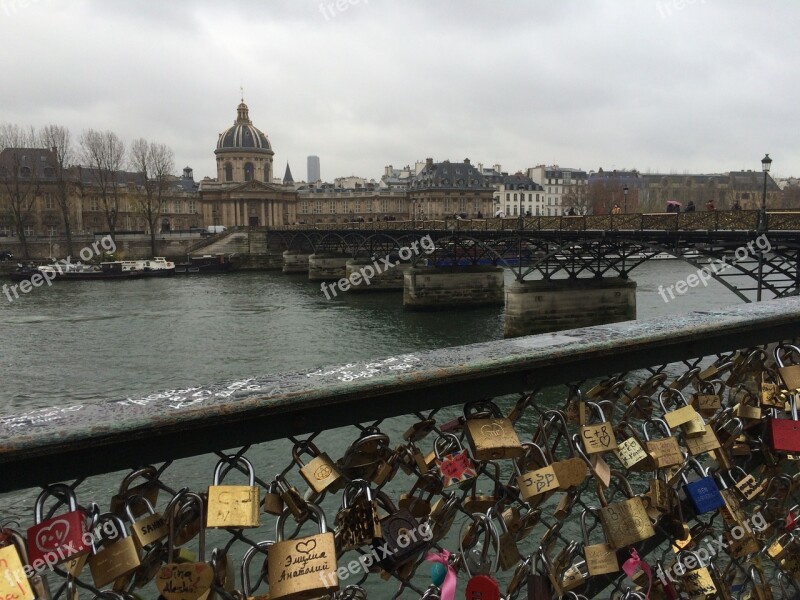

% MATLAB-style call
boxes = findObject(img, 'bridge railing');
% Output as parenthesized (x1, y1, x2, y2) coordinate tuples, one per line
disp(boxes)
(275, 210, 800, 232)
(2, 298, 800, 598)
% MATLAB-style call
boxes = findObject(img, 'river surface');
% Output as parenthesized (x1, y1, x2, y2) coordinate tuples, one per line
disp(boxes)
(0, 261, 755, 594)
(0, 261, 746, 410)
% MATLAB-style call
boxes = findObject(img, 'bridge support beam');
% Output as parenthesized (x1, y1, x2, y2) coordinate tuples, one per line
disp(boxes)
(505, 278, 636, 337)
(308, 253, 349, 281)
(282, 250, 310, 273)
(346, 258, 406, 292)
(404, 266, 505, 309)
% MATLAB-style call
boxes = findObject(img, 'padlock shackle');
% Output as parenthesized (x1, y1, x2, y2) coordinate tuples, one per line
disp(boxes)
(124, 493, 158, 524)
(433, 432, 462, 459)
(165, 488, 205, 561)
(341, 478, 373, 509)
(33, 483, 79, 524)
(275, 502, 327, 542)
(641, 417, 671, 441)
(117, 465, 158, 495)
(212, 455, 256, 486)
(463, 399, 502, 419)
(579, 506, 603, 546)
(774, 343, 800, 368)
(657, 387, 689, 412)
(240, 540, 272, 595)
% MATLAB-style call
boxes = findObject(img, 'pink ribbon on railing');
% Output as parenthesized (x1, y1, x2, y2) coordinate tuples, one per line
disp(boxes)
(425, 549, 457, 600)
(622, 548, 652, 599)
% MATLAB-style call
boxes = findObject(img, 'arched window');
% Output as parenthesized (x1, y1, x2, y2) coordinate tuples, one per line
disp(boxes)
(264, 165, 269, 182)
(244, 162, 254, 182)
(224, 163, 233, 182)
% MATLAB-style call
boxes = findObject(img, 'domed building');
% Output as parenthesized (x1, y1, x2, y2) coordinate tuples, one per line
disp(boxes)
(200, 100, 297, 227)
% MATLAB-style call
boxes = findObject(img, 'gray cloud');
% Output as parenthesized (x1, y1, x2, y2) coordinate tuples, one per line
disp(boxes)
(1, 0, 797, 181)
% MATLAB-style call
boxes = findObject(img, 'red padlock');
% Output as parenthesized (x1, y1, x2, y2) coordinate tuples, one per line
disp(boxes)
(465, 574, 501, 599)
(27, 484, 89, 567)
(768, 394, 800, 453)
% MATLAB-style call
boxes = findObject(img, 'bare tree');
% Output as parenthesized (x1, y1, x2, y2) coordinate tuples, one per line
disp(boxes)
(39, 124, 75, 257)
(0, 123, 41, 258)
(130, 138, 175, 256)
(79, 129, 125, 243)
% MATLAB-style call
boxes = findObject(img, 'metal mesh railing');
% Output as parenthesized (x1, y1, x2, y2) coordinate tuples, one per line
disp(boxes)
(2, 300, 800, 599)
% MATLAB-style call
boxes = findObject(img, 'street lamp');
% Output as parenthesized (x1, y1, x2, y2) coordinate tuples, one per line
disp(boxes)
(760, 153, 772, 232)
(623, 185, 629, 214)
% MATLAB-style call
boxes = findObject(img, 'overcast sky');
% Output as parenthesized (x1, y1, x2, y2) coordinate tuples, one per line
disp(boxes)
(1, 0, 797, 182)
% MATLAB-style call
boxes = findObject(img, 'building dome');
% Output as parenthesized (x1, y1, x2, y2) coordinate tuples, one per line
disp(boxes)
(216, 101, 272, 152)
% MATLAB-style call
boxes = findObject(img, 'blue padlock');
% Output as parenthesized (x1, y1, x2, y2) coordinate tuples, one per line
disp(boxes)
(681, 458, 725, 515)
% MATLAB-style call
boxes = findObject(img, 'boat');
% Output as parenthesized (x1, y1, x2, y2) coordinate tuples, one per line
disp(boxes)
(175, 254, 238, 274)
(9, 262, 144, 281)
(130, 257, 175, 277)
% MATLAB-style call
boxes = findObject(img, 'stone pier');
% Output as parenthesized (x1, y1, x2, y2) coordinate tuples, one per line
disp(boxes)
(346, 258, 407, 292)
(308, 254, 349, 281)
(403, 266, 505, 309)
(282, 250, 310, 273)
(504, 277, 636, 337)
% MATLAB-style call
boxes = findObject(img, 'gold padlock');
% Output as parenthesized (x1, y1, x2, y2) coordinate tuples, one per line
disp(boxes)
(87, 514, 142, 589)
(109, 465, 161, 518)
(293, 441, 342, 495)
(0, 531, 36, 599)
(463, 400, 524, 460)
(206, 455, 260, 528)
(268, 504, 338, 599)
(125, 494, 169, 549)
(596, 471, 655, 548)
(580, 507, 619, 576)
(775, 344, 800, 391)
(579, 401, 619, 455)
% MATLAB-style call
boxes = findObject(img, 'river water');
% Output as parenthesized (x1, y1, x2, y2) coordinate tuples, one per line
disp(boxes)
(0, 261, 746, 411)
(0, 261, 755, 594)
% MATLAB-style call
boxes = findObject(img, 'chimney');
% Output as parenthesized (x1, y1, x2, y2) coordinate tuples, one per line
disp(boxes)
(464, 158, 470, 165)
(426, 158, 433, 167)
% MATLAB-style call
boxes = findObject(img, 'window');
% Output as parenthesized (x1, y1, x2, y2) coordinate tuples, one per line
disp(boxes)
(513, 193, 518, 202)
(161, 203, 168, 214)
(20, 167, 31, 177)
(329, 200, 336, 214)
(444, 197, 451, 212)
(225, 163, 233, 182)
(244, 163, 254, 182)
(174, 200, 182, 213)
(188, 200, 196, 214)
(264, 165, 270, 181)
(355, 199, 361, 212)
(44, 194, 55, 210)
(90, 197, 99, 211)
(314, 201, 322, 214)
(301, 201, 309, 214)
(48, 225, 58, 236)
(24, 225, 34, 237)
(381, 198, 389, 212)
(459, 198, 466, 212)
(505, 193, 510, 201)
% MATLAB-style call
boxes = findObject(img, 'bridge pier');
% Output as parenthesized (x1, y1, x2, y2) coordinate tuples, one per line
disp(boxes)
(346, 258, 406, 292)
(282, 250, 310, 273)
(308, 253, 349, 281)
(403, 266, 505, 309)
(504, 278, 636, 337)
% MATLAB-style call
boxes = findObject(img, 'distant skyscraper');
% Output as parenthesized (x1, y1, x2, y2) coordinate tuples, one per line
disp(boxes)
(307, 155, 320, 182)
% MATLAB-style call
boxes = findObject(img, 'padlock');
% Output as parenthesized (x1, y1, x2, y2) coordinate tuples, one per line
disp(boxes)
(691, 379, 723, 416)
(578, 401, 618, 455)
(404, 418, 436, 442)
(399, 471, 439, 518)
(263, 480, 285, 516)
(675, 550, 717, 597)
(268, 503, 338, 599)
(240, 540, 272, 600)
(641, 418, 684, 468)
(210, 546, 236, 595)
(760, 367, 785, 407)
(0, 527, 37, 599)
(463, 400, 524, 460)
(580, 507, 619, 576)
(659, 486, 690, 543)
(109, 466, 161, 518)
(337, 427, 391, 481)
(463, 462, 507, 514)
(733, 385, 763, 421)
(336, 479, 381, 552)
(125, 494, 169, 550)
(514, 442, 560, 503)
(292, 441, 342, 495)
(371, 491, 428, 571)
(775, 344, 800, 391)
(27, 484, 90, 568)
(428, 493, 460, 542)
(155, 490, 213, 600)
(488, 507, 521, 571)
(535, 410, 587, 489)
(275, 475, 308, 520)
(613, 420, 654, 471)
(767, 393, 800, 453)
(433, 432, 478, 489)
(659, 388, 706, 437)
(596, 471, 655, 548)
(206, 455, 260, 528)
(87, 513, 141, 588)
(459, 514, 501, 600)
(679, 458, 725, 516)
(697, 357, 733, 382)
